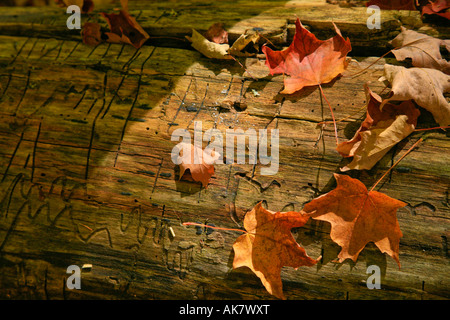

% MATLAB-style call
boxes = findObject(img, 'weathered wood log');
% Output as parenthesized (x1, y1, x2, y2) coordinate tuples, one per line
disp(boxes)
(0, 0, 448, 300)
(0, 0, 448, 55)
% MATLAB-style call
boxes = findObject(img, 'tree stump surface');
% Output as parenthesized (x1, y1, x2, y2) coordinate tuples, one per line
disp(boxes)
(0, 0, 448, 300)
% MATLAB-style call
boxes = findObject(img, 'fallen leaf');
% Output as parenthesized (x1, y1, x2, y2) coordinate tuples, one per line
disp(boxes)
(173, 142, 219, 188)
(262, 18, 352, 94)
(55, 0, 94, 13)
(390, 27, 450, 74)
(204, 22, 229, 44)
(421, 0, 450, 20)
(232, 202, 318, 300)
(78, 0, 149, 48)
(120, 0, 128, 11)
(429, 0, 450, 11)
(81, 22, 103, 46)
(187, 24, 260, 60)
(303, 174, 406, 267)
(337, 84, 420, 171)
(380, 64, 450, 126)
(186, 29, 232, 60)
(101, 9, 150, 48)
(228, 32, 260, 57)
(365, 0, 416, 10)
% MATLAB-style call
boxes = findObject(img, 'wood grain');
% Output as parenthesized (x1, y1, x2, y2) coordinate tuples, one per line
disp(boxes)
(0, 0, 448, 300)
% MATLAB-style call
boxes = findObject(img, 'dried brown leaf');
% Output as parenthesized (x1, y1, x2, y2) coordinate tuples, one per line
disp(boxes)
(337, 84, 420, 171)
(380, 64, 450, 126)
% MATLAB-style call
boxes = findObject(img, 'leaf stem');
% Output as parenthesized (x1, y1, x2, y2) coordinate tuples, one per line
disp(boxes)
(318, 84, 339, 146)
(344, 37, 438, 79)
(414, 125, 450, 132)
(369, 137, 423, 192)
(229, 55, 257, 80)
(258, 32, 277, 49)
(343, 49, 394, 78)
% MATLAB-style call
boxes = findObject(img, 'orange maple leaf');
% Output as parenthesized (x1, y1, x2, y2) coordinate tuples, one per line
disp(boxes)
(303, 174, 406, 267)
(173, 142, 219, 188)
(232, 202, 318, 300)
(262, 18, 351, 94)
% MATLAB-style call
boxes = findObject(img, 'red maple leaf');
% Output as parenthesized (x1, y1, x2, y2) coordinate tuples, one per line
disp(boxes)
(421, 0, 450, 20)
(262, 18, 351, 94)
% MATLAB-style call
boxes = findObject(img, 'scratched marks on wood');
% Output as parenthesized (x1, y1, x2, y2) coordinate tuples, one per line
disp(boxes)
(0, 29, 449, 299)
(1, 131, 25, 183)
(0, 174, 110, 252)
(0, 170, 217, 299)
(114, 47, 157, 167)
(0, 172, 129, 251)
(0, 170, 202, 279)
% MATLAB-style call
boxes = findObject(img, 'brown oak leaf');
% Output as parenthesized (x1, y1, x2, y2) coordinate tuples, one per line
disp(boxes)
(262, 18, 352, 94)
(380, 64, 450, 126)
(390, 27, 450, 74)
(337, 84, 420, 171)
(232, 202, 318, 300)
(303, 174, 406, 267)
